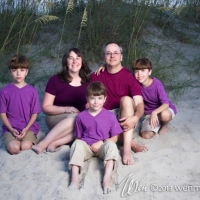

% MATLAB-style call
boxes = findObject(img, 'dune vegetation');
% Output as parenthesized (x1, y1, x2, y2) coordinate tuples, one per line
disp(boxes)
(0, 0, 200, 100)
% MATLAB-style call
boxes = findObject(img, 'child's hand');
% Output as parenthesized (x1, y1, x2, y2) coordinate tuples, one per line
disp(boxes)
(18, 128, 28, 139)
(90, 141, 104, 152)
(94, 66, 105, 76)
(150, 112, 159, 129)
(11, 128, 20, 138)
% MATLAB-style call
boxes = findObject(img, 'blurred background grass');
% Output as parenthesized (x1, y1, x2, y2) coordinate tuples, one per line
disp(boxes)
(0, 0, 200, 101)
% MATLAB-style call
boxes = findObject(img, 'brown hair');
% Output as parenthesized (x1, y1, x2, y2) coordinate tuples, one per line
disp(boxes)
(132, 58, 153, 71)
(8, 54, 29, 69)
(86, 82, 107, 97)
(57, 48, 91, 84)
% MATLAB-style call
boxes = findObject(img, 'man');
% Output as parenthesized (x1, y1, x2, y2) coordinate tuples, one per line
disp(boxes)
(91, 42, 148, 165)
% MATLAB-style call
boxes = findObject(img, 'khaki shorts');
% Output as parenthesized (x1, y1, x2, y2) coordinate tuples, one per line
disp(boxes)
(141, 108, 175, 134)
(45, 113, 78, 130)
(4, 131, 37, 147)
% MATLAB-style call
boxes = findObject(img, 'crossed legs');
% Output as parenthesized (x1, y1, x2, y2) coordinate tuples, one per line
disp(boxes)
(33, 117, 75, 154)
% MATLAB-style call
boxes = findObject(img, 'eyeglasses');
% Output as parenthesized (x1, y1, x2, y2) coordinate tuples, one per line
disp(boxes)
(105, 52, 121, 57)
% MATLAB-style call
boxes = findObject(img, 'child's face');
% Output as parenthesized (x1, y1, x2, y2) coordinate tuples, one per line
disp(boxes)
(87, 95, 106, 112)
(133, 69, 152, 85)
(10, 68, 28, 84)
(67, 51, 82, 74)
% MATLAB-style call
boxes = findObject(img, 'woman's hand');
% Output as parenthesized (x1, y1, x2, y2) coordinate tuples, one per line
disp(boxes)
(64, 106, 79, 114)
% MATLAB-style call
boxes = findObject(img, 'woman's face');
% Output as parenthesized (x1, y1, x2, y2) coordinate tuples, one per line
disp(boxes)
(67, 51, 82, 74)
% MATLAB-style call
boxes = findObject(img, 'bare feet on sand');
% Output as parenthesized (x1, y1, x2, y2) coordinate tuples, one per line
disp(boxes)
(32, 144, 46, 154)
(122, 150, 134, 165)
(103, 176, 112, 194)
(68, 182, 78, 191)
(46, 143, 58, 152)
(131, 140, 148, 153)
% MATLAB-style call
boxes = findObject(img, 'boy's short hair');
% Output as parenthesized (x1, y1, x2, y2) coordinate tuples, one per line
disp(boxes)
(8, 54, 29, 69)
(86, 82, 107, 97)
(132, 58, 153, 71)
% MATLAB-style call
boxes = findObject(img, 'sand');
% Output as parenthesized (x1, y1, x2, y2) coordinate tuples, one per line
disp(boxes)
(1, 21, 200, 200)
(0, 85, 199, 200)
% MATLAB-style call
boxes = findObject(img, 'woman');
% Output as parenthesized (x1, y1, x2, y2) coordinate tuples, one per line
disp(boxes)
(33, 48, 91, 154)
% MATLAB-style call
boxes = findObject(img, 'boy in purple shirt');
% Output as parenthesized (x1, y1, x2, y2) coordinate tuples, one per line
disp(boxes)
(132, 58, 177, 139)
(68, 82, 122, 194)
(0, 55, 40, 154)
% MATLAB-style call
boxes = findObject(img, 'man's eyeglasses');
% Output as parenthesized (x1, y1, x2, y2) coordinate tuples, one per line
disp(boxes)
(105, 52, 121, 57)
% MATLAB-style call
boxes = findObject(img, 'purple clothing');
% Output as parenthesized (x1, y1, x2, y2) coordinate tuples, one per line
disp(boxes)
(91, 67, 142, 110)
(45, 75, 90, 112)
(0, 83, 40, 135)
(75, 108, 122, 145)
(141, 77, 177, 115)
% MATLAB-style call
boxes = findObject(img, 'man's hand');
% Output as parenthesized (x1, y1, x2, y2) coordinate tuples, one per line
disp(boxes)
(90, 141, 104, 152)
(119, 115, 139, 132)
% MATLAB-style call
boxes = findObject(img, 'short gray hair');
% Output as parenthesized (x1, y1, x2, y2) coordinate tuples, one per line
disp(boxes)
(103, 42, 123, 54)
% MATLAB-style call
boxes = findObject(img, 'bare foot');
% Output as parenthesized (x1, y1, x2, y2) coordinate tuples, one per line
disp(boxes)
(46, 143, 59, 152)
(122, 150, 134, 165)
(103, 187, 112, 194)
(32, 144, 46, 154)
(103, 176, 112, 194)
(68, 182, 78, 191)
(131, 140, 148, 153)
(159, 123, 168, 134)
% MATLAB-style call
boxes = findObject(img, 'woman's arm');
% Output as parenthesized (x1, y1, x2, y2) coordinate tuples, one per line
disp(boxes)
(42, 92, 78, 115)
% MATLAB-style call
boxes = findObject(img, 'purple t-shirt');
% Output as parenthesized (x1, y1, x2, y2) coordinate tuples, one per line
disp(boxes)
(91, 67, 142, 110)
(0, 83, 40, 135)
(75, 108, 122, 145)
(141, 77, 177, 115)
(45, 75, 90, 112)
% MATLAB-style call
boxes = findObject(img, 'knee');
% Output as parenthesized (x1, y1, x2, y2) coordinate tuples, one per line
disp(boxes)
(21, 141, 32, 150)
(71, 140, 85, 152)
(104, 141, 118, 151)
(7, 143, 20, 155)
(160, 110, 172, 122)
(141, 131, 155, 139)
(120, 96, 133, 105)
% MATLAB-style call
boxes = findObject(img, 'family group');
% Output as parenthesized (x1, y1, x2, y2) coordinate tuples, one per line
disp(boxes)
(0, 42, 177, 193)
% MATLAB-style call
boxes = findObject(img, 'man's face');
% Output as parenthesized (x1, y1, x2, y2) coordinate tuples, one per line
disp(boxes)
(104, 43, 123, 67)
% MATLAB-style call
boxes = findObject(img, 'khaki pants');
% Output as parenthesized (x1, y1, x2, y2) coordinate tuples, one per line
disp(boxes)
(69, 140, 119, 172)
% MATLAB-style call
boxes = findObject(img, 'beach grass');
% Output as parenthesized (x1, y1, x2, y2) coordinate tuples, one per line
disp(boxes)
(0, 0, 200, 100)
